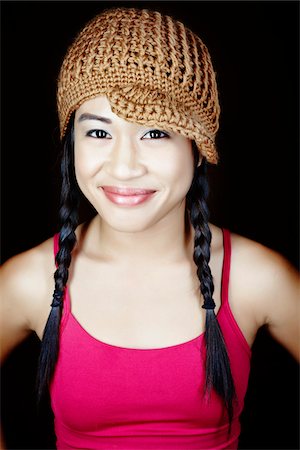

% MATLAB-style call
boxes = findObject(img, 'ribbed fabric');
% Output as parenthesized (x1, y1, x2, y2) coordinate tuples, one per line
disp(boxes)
(57, 7, 220, 163)
(50, 229, 251, 449)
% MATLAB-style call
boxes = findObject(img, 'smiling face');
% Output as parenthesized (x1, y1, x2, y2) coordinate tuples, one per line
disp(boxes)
(73, 96, 195, 233)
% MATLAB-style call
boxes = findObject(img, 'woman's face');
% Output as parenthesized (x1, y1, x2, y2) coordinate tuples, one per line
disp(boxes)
(74, 96, 195, 233)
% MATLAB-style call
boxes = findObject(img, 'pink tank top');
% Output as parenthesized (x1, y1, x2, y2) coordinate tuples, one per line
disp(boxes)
(50, 229, 251, 449)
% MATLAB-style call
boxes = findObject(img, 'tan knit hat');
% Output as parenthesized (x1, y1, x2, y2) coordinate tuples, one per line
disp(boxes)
(57, 7, 220, 163)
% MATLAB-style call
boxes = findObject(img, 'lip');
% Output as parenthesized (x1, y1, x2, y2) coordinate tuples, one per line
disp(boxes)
(101, 186, 156, 206)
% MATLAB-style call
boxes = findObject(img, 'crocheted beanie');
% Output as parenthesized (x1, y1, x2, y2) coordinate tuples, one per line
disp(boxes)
(57, 7, 220, 163)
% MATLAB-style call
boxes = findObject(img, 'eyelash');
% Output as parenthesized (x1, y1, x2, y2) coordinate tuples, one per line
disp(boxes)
(86, 129, 111, 139)
(142, 130, 169, 139)
(85, 129, 169, 139)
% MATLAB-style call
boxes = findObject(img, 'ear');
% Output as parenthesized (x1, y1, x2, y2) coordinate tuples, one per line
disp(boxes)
(197, 155, 203, 167)
(191, 140, 202, 167)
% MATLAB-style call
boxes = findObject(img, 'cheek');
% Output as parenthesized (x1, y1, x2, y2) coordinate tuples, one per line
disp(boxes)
(74, 144, 104, 182)
(74, 151, 88, 182)
(155, 146, 195, 194)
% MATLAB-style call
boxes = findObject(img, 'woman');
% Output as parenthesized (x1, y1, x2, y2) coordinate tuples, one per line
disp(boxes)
(1, 5, 299, 450)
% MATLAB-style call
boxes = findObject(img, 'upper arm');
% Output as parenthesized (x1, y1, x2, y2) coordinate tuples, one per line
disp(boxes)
(0, 240, 55, 363)
(0, 255, 32, 362)
(231, 235, 300, 361)
(262, 251, 300, 361)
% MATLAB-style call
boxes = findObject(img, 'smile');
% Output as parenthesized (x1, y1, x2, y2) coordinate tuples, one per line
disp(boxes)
(101, 186, 156, 206)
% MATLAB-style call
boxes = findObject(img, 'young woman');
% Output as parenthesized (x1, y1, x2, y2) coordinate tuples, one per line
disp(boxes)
(1, 5, 299, 450)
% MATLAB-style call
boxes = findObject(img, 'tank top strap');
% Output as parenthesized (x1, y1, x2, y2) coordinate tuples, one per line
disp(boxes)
(221, 228, 231, 307)
(53, 233, 71, 321)
(54, 232, 60, 260)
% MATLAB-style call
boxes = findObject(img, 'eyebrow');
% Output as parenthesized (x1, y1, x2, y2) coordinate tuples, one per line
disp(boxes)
(77, 113, 112, 124)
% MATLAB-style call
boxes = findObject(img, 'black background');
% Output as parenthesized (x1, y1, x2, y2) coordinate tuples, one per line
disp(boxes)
(1, 1, 299, 449)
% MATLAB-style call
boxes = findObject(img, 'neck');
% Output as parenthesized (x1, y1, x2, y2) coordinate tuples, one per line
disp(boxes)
(83, 204, 193, 265)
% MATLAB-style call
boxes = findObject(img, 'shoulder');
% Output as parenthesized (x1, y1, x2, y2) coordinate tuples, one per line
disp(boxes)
(229, 231, 300, 359)
(0, 236, 56, 352)
(229, 231, 298, 309)
(1, 236, 55, 293)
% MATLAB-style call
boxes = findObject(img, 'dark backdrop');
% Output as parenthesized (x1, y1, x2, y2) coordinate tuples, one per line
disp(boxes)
(1, 1, 299, 449)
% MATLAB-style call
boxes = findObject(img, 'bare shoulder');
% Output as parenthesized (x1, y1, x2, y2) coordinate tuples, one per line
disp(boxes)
(230, 232, 300, 359)
(1, 237, 55, 302)
(230, 232, 299, 316)
(0, 237, 56, 361)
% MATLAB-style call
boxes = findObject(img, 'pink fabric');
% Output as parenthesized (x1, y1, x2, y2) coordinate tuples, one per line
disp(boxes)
(50, 229, 251, 449)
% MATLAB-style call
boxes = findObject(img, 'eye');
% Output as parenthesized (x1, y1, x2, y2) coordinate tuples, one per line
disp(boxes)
(142, 129, 169, 139)
(86, 129, 112, 139)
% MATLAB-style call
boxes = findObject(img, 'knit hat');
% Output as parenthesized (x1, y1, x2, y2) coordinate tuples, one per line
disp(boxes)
(57, 7, 220, 163)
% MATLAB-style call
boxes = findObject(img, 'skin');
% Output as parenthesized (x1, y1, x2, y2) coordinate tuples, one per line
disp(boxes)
(0, 96, 299, 445)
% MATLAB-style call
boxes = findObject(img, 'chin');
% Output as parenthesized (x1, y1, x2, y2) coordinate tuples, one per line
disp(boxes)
(103, 212, 159, 233)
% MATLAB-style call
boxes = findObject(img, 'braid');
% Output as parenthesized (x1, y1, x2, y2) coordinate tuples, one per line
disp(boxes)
(36, 117, 79, 402)
(187, 157, 236, 426)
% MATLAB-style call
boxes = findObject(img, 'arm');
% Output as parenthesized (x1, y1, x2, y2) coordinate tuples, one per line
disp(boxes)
(230, 234, 300, 361)
(0, 254, 34, 364)
(0, 252, 35, 450)
(0, 242, 55, 447)
(260, 250, 300, 361)
(0, 240, 55, 447)
(0, 239, 55, 361)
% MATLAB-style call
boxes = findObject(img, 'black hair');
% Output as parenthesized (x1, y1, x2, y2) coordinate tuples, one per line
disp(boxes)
(36, 116, 79, 402)
(186, 150, 237, 426)
(36, 126, 236, 427)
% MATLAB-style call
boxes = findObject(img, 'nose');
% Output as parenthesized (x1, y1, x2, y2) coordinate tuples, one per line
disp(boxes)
(104, 137, 147, 180)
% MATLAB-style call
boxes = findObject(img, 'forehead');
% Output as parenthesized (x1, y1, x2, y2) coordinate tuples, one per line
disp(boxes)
(75, 95, 170, 134)
(75, 96, 117, 119)
(75, 95, 147, 133)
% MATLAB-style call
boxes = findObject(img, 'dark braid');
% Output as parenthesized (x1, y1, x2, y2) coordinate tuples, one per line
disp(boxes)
(36, 117, 79, 402)
(186, 156, 236, 426)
